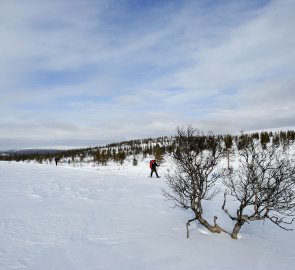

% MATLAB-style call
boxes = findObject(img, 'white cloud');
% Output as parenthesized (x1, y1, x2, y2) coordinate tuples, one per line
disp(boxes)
(0, 0, 294, 148)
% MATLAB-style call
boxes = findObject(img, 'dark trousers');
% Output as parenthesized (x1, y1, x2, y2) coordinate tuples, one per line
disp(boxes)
(150, 169, 159, 178)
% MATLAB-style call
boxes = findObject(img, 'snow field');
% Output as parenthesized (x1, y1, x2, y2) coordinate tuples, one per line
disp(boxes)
(0, 160, 294, 270)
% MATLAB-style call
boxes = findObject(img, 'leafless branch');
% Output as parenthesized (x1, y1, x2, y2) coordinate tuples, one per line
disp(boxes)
(164, 125, 227, 237)
(222, 141, 295, 239)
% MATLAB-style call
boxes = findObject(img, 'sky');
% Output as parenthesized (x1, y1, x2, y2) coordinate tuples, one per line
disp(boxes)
(0, 0, 294, 150)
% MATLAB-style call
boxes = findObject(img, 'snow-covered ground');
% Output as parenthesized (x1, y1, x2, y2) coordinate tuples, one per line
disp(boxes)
(0, 160, 295, 270)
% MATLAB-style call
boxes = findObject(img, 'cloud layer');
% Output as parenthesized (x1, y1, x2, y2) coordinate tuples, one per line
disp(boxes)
(0, 0, 294, 149)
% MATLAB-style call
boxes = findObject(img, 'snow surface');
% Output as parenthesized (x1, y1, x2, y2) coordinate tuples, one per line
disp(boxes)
(0, 160, 295, 270)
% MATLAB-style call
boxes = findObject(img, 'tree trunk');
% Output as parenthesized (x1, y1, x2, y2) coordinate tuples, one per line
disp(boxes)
(198, 215, 224, 234)
(227, 149, 230, 170)
(231, 221, 244, 239)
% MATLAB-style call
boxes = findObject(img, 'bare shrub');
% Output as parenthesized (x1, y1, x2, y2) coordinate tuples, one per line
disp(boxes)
(222, 141, 295, 239)
(164, 125, 228, 238)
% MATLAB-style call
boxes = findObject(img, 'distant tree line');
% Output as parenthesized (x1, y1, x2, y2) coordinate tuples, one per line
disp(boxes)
(1, 131, 294, 166)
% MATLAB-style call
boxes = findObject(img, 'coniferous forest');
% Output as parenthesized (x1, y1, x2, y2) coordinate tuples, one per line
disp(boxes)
(1, 130, 294, 166)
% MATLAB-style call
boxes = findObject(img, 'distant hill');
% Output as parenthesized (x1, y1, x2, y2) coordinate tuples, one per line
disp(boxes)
(1, 149, 64, 156)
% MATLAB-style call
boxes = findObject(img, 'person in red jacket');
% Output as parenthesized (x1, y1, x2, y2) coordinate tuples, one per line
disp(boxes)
(150, 159, 160, 178)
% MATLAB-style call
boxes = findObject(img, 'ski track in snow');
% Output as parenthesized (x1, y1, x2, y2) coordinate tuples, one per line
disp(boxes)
(0, 161, 295, 270)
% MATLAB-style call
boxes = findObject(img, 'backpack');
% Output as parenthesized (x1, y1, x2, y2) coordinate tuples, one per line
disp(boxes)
(150, 160, 155, 169)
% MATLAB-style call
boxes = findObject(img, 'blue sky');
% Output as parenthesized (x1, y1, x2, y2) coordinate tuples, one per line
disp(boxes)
(0, 0, 294, 149)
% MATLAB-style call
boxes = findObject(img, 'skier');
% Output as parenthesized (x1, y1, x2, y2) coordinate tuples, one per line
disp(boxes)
(150, 159, 160, 178)
(54, 157, 60, 166)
